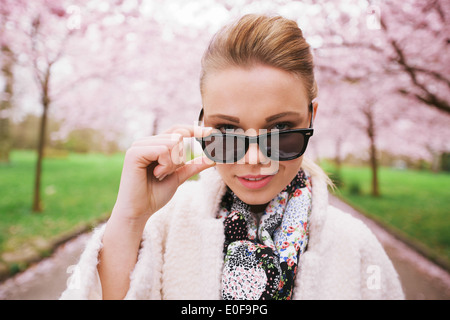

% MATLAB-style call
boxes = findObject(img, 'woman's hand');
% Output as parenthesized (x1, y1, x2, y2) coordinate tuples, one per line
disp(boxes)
(112, 125, 214, 223)
(98, 125, 214, 299)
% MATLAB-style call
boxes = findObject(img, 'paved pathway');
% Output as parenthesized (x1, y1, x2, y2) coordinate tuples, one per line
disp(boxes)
(0, 233, 90, 300)
(328, 195, 450, 300)
(1, 195, 449, 300)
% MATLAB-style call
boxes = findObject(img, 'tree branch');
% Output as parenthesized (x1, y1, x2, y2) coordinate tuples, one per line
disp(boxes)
(380, 11, 450, 114)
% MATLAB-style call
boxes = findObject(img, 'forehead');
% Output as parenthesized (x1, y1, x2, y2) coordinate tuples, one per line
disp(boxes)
(201, 64, 309, 121)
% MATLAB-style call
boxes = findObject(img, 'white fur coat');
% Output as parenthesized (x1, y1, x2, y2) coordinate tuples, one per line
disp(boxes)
(60, 162, 404, 300)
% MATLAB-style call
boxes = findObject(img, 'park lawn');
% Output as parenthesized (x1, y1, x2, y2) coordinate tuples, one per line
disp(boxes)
(1, 151, 449, 273)
(323, 163, 450, 267)
(0, 150, 123, 272)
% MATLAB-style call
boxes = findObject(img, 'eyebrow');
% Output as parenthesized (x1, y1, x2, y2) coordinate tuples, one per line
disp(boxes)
(209, 114, 240, 123)
(208, 111, 301, 124)
(265, 111, 301, 123)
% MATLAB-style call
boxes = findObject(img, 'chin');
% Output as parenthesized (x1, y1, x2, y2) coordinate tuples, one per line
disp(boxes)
(225, 175, 283, 205)
(232, 189, 277, 205)
(216, 160, 302, 205)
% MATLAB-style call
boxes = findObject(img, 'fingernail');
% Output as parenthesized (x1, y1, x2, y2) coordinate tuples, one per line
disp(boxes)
(158, 173, 167, 181)
(202, 127, 213, 135)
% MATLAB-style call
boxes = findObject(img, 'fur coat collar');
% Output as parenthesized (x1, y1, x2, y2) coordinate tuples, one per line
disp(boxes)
(61, 161, 404, 300)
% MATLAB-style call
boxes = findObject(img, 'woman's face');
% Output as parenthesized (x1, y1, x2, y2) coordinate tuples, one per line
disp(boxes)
(202, 64, 316, 207)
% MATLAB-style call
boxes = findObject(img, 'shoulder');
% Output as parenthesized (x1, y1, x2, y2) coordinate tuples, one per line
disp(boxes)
(320, 205, 401, 281)
(310, 202, 390, 265)
(325, 205, 370, 235)
(323, 206, 404, 298)
(322, 205, 382, 250)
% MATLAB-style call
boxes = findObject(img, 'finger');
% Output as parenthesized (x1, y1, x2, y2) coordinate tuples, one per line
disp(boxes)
(131, 134, 183, 147)
(152, 144, 183, 178)
(126, 144, 179, 180)
(132, 135, 186, 178)
(175, 156, 216, 184)
(164, 124, 195, 134)
(133, 134, 175, 141)
(125, 145, 170, 169)
(132, 135, 185, 167)
(164, 124, 214, 138)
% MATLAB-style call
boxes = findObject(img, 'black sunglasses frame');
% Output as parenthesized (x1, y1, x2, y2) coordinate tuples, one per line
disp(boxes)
(196, 103, 314, 163)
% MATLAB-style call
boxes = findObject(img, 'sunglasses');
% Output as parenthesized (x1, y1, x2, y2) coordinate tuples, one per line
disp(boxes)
(196, 103, 314, 163)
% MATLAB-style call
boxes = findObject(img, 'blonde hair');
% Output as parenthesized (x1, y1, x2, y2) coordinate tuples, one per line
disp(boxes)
(200, 15, 334, 187)
(200, 14, 318, 102)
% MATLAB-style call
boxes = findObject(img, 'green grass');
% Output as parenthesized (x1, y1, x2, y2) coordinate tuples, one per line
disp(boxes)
(1, 151, 449, 274)
(323, 163, 450, 267)
(0, 150, 123, 270)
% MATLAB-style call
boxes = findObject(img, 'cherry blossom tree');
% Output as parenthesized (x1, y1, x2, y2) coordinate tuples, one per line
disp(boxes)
(2, 0, 449, 205)
(0, 35, 14, 163)
(2, 0, 130, 211)
(379, 0, 450, 114)
(0, 0, 27, 163)
(2, 0, 213, 212)
(309, 0, 450, 195)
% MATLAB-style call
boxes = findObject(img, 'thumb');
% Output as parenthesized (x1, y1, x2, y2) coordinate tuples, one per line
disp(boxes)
(176, 156, 216, 185)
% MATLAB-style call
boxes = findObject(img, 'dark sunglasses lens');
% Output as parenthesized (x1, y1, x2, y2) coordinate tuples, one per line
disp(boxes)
(202, 134, 247, 163)
(264, 131, 305, 160)
(201, 131, 309, 163)
(279, 131, 305, 159)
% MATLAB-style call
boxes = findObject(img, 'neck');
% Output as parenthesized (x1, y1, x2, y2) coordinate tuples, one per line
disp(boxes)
(250, 203, 268, 214)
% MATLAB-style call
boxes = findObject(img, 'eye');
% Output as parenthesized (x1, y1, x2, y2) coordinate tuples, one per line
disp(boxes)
(272, 122, 291, 131)
(215, 124, 236, 132)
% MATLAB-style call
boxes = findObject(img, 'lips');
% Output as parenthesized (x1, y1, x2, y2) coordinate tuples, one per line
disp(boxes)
(236, 174, 275, 189)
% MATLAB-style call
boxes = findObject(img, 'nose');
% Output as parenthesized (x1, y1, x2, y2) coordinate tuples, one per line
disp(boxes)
(244, 143, 270, 164)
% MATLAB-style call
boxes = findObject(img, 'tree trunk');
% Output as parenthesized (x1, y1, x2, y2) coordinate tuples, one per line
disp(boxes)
(32, 70, 51, 213)
(0, 45, 14, 163)
(151, 109, 161, 135)
(368, 132, 380, 197)
(334, 136, 342, 173)
(365, 105, 380, 197)
(431, 150, 442, 173)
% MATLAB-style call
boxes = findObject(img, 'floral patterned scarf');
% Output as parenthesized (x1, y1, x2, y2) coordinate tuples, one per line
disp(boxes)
(217, 170, 312, 300)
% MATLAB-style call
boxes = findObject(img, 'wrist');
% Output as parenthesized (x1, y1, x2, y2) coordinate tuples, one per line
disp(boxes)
(102, 212, 147, 255)
(106, 208, 150, 238)
(111, 203, 152, 227)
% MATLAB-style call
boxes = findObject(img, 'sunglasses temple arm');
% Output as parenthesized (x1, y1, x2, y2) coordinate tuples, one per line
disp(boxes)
(198, 108, 204, 123)
(309, 102, 314, 128)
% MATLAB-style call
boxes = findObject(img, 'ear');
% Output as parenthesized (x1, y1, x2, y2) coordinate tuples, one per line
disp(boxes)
(312, 100, 318, 123)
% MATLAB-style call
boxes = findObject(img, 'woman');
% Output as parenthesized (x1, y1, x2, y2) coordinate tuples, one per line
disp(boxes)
(61, 14, 404, 300)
